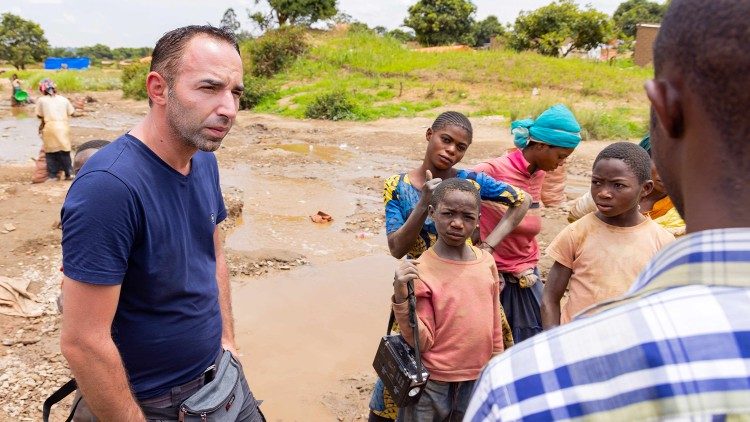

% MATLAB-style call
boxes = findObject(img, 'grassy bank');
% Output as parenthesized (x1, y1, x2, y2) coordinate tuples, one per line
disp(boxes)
(250, 29, 652, 140)
(1, 68, 121, 93)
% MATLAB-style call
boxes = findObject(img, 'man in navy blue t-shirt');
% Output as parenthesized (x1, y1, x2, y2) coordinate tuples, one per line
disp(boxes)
(60, 26, 263, 421)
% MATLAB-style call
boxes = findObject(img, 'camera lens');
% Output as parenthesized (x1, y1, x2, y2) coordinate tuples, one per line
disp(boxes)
(408, 387, 421, 397)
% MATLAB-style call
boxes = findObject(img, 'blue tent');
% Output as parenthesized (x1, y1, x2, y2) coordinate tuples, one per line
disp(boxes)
(44, 57, 90, 70)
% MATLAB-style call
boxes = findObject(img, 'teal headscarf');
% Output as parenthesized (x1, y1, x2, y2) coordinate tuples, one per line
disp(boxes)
(511, 104, 582, 149)
(639, 134, 651, 155)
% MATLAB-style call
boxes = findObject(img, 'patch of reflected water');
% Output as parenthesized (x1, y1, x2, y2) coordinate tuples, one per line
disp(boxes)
(222, 164, 387, 263)
(233, 254, 397, 421)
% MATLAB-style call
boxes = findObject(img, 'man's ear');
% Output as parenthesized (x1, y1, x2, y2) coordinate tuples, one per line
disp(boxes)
(640, 180, 655, 199)
(425, 128, 433, 143)
(146, 71, 169, 106)
(645, 79, 684, 139)
(427, 204, 435, 218)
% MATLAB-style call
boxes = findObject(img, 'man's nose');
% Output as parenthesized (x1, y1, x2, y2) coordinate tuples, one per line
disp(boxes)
(217, 89, 238, 120)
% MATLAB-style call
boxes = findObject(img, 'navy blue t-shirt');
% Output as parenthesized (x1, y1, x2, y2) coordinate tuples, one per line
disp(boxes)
(61, 134, 227, 399)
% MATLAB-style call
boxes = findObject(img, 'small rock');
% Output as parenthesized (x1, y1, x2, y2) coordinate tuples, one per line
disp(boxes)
(3, 223, 16, 232)
(1, 339, 14, 346)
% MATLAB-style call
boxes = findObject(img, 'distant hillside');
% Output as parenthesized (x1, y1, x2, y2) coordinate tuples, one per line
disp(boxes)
(248, 28, 653, 140)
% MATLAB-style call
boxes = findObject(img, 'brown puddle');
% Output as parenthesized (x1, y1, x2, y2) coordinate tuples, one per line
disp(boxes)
(268, 143, 352, 162)
(222, 165, 385, 264)
(233, 254, 398, 421)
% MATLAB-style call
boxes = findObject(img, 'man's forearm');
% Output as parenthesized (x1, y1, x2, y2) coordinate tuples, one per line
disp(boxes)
(63, 338, 144, 421)
(216, 254, 235, 347)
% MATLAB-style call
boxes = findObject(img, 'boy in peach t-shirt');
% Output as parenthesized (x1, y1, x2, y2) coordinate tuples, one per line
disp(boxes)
(541, 142, 674, 328)
(392, 178, 504, 422)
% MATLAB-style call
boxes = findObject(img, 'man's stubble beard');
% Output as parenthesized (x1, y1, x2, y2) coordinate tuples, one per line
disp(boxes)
(166, 89, 229, 153)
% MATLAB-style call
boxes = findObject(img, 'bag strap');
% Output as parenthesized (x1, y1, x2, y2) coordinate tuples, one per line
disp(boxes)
(407, 280, 425, 383)
(43, 378, 78, 422)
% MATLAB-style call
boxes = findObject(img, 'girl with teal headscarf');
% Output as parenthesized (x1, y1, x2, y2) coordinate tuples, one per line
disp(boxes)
(474, 103, 582, 343)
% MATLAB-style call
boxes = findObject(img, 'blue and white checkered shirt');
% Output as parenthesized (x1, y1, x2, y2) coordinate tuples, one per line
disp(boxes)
(465, 228, 750, 421)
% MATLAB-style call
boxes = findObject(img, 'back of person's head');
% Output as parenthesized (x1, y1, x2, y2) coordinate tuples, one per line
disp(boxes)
(654, 0, 750, 162)
(74, 139, 111, 173)
(39, 78, 56, 95)
(150, 25, 239, 89)
(431, 111, 473, 142)
(430, 178, 481, 210)
(593, 142, 651, 183)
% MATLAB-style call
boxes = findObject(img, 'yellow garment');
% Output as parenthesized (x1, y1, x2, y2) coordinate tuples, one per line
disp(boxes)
(35, 95, 74, 153)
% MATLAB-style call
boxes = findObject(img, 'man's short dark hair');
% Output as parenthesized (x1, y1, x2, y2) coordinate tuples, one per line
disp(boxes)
(150, 25, 240, 87)
(75, 139, 111, 156)
(430, 178, 481, 210)
(654, 0, 750, 159)
(594, 142, 652, 184)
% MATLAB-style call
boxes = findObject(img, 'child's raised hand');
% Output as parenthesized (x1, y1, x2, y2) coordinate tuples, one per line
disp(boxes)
(422, 170, 442, 205)
(393, 259, 420, 303)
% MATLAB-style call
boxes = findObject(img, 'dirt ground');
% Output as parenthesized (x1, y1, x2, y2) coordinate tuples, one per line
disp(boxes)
(0, 91, 611, 421)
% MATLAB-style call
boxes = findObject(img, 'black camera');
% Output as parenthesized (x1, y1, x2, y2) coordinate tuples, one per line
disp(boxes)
(372, 280, 429, 407)
(373, 333, 429, 407)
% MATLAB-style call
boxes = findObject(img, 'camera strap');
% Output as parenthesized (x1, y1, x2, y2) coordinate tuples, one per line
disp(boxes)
(387, 281, 425, 383)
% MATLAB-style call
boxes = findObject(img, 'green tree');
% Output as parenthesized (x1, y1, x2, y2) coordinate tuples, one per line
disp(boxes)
(404, 0, 477, 46)
(613, 0, 665, 38)
(472, 15, 505, 47)
(510, 0, 612, 57)
(221, 8, 242, 36)
(249, 0, 337, 30)
(77, 43, 114, 61)
(0, 13, 49, 69)
(387, 28, 416, 43)
(49, 47, 75, 58)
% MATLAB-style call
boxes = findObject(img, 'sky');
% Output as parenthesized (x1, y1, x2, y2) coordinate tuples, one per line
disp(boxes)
(2, 0, 624, 48)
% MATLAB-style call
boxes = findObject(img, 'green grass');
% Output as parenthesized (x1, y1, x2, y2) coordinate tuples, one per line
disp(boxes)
(1, 68, 122, 93)
(245, 29, 652, 139)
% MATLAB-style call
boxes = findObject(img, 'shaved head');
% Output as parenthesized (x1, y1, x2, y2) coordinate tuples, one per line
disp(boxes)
(654, 0, 750, 160)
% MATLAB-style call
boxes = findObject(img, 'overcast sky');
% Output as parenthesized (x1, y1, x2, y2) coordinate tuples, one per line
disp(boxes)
(2, 0, 624, 48)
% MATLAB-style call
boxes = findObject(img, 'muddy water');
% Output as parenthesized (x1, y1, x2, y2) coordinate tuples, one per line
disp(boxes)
(0, 108, 42, 164)
(0, 106, 138, 165)
(233, 254, 397, 421)
(222, 164, 385, 262)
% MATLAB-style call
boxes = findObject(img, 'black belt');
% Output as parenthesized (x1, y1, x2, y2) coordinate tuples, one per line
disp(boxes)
(140, 361, 218, 408)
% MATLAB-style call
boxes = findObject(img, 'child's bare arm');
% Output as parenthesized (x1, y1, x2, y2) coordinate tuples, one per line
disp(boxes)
(541, 261, 573, 330)
(387, 170, 441, 258)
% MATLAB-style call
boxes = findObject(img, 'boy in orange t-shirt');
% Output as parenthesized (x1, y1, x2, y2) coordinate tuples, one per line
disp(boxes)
(392, 178, 504, 421)
(541, 142, 674, 328)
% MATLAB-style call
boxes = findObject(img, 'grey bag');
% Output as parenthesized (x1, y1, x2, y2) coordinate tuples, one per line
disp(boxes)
(178, 350, 244, 422)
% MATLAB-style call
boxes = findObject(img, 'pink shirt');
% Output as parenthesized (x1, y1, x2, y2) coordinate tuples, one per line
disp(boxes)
(474, 149, 545, 273)
(393, 247, 504, 382)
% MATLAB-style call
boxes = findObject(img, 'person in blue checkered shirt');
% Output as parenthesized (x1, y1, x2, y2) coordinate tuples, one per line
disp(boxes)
(465, 0, 750, 420)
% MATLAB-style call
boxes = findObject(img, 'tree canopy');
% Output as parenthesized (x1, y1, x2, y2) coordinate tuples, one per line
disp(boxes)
(404, 0, 477, 46)
(509, 0, 612, 57)
(613, 0, 666, 38)
(472, 15, 506, 47)
(249, 0, 337, 31)
(0, 13, 49, 69)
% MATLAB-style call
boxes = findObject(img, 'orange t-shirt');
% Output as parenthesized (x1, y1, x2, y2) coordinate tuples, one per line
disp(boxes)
(392, 246, 504, 382)
(546, 213, 675, 324)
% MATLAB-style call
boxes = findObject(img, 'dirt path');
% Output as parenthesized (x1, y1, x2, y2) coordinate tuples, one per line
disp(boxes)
(0, 91, 610, 421)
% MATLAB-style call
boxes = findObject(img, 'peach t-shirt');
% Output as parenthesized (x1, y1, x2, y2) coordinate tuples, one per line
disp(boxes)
(546, 213, 674, 324)
(392, 246, 504, 382)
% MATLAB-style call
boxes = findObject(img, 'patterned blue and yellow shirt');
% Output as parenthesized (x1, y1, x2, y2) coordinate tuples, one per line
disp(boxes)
(383, 169, 524, 258)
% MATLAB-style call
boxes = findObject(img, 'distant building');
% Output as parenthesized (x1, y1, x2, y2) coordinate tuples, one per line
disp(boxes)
(44, 57, 90, 70)
(634, 24, 660, 66)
